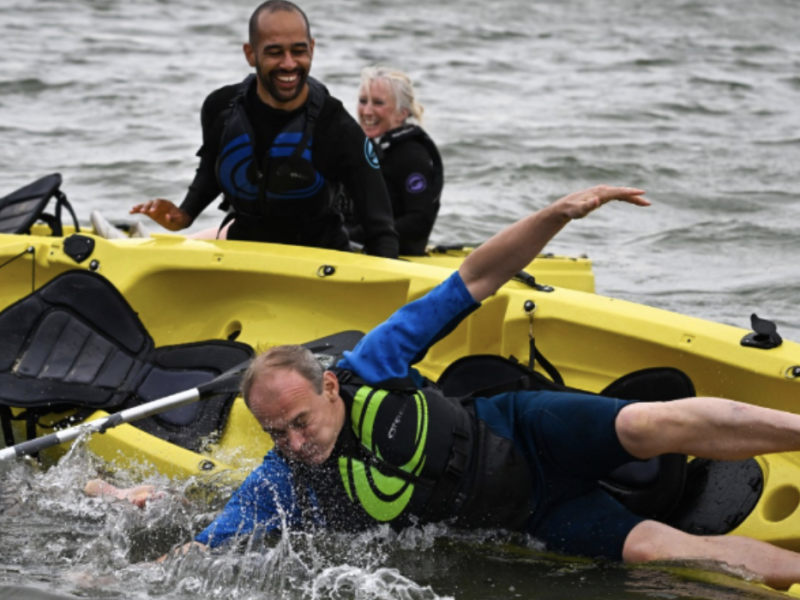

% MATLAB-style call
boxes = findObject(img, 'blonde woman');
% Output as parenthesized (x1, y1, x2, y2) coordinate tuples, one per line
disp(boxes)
(345, 67, 443, 256)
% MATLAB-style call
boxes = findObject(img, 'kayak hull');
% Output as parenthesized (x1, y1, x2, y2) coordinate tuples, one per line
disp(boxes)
(2, 231, 800, 557)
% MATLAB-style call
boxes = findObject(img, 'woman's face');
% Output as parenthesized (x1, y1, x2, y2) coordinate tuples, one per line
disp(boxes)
(357, 79, 409, 139)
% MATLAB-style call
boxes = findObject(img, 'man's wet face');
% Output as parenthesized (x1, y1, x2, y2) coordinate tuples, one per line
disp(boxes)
(249, 368, 342, 465)
(248, 9, 314, 108)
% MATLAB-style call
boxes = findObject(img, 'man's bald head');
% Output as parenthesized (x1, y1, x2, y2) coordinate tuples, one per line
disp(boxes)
(248, 0, 311, 46)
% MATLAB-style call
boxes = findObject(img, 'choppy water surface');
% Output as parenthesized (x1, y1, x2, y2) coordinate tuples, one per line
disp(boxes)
(1, 0, 799, 598)
(0, 443, 785, 600)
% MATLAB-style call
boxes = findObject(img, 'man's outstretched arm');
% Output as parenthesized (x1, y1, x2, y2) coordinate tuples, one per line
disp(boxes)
(459, 185, 649, 303)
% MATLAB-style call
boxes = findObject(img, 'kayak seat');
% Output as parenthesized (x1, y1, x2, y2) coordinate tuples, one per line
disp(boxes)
(302, 330, 365, 369)
(597, 367, 694, 520)
(436, 355, 695, 522)
(0, 270, 253, 453)
(0, 173, 80, 236)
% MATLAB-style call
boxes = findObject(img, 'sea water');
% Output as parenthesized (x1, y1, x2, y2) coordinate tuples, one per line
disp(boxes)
(1, 0, 799, 597)
(0, 441, 779, 600)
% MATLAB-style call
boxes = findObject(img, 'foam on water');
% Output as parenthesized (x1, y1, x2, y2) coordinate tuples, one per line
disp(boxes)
(1, 443, 458, 599)
(0, 444, 785, 599)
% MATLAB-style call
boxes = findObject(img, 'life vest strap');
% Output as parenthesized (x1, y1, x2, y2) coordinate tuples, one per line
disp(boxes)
(419, 398, 474, 522)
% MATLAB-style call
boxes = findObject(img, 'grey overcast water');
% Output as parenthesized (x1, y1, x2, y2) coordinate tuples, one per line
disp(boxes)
(1, 0, 799, 598)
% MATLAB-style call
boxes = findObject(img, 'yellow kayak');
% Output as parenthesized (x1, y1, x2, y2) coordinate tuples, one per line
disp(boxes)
(1, 229, 800, 569)
(409, 243, 594, 293)
(23, 222, 597, 293)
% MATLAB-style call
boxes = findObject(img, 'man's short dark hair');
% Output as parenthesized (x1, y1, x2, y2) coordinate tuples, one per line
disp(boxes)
(249, 0, 312, 47)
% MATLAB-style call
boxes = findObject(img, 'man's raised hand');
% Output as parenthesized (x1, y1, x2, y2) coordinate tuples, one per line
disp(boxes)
(557, 185, 650, 220)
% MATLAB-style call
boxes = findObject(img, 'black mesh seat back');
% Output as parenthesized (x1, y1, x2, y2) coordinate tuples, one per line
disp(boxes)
(437, 354, 567, 398)
(601, 367, 695, 403)
(0, 271, 152, 410)
(0, 270, 255, 452)
(129, 341, 254, 451)
(599, 367, 696, 520)
(131, 332, 358, 450)
(0, 174, 63, 234)
(303, 330, 365, 369)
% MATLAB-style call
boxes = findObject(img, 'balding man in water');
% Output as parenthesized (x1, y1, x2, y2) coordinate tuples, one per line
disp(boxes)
(143, 185, 800, 590)
(129, 0, 398, 257)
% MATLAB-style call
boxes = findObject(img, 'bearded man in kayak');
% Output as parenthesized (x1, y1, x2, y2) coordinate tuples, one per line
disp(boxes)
(144, 184, 800, 589)
(128, 1, 398, 258)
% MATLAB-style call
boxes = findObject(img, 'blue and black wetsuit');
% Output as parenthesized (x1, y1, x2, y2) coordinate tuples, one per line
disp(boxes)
(180, 76, 398, 258)
(196, 272, 644, 560)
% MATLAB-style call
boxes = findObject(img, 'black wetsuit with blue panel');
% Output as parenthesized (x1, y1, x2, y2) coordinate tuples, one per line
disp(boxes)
(179, 76, 398, 258)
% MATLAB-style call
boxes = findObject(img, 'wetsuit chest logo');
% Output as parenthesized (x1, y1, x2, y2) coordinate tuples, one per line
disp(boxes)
(406, 173, 427, 193)
(388, 404, 407, 439)
(364, 139, 380, 169)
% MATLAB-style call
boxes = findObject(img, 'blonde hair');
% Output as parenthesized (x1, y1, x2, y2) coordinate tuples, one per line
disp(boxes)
(360, 66, 425, 126)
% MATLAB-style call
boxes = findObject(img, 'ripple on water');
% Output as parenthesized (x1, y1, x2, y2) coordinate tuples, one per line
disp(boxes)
(0, 79, 76, 95)
(634, 219, 800, 250)
(687, 76, 755, 92)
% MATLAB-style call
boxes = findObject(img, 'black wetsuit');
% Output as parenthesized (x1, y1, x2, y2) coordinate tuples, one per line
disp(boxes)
(180, 77, 399, 258)
(344, 125, 442, 256)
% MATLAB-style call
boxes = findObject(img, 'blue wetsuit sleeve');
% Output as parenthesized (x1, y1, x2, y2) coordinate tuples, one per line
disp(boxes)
(337, 271, 479, 384)
(194, 450, 303, 548)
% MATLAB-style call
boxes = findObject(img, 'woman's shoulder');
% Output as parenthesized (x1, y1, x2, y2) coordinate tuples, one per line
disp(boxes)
(383, 126, 438, 153)
(381, 128, 438, 169)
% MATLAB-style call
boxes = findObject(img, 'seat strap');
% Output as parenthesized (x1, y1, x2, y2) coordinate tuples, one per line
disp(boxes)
(25, 413, 38, 458)
(35, 190, 80, 236)
(0, 406, 15, 448)
(53, 190, 80, 236)
(528, 336, 564, 386)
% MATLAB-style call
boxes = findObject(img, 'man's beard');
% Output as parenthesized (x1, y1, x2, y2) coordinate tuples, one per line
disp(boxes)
(257, 64, 308, 105)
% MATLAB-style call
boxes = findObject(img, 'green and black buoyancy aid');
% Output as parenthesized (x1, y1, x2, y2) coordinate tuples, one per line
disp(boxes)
(294, 371, 534, 533)
(214, 75, 334, 226)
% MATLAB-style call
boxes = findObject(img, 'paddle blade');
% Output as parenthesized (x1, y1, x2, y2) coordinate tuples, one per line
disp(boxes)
(197, 360, 251, 397)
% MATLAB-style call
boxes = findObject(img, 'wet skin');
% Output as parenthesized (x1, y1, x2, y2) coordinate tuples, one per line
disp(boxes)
(358, 78, 409, 139)
(244, 8, 315, 110)
(248, 369, 345, 465)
